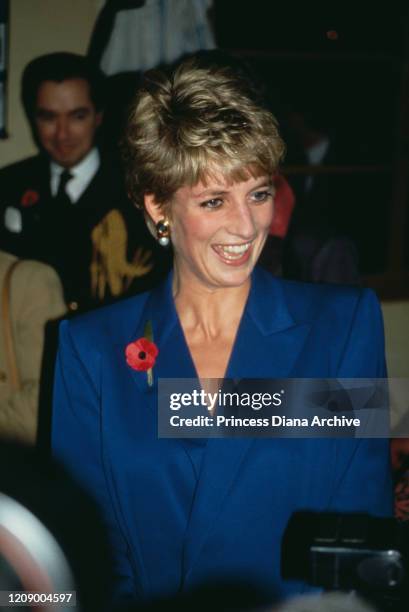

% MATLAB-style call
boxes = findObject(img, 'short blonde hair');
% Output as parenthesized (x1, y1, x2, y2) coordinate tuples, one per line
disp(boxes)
(123, 56, 285, 209)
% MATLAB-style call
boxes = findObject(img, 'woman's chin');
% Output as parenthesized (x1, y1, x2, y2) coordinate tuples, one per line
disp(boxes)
(175, 250, 259, 291)
(204, 260, 256, 289)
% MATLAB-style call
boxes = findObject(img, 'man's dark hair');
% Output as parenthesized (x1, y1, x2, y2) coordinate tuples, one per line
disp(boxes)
(21, 52, 105, 123)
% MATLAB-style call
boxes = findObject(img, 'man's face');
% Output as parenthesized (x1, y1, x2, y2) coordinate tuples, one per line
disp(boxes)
(34, 78, 102, 168)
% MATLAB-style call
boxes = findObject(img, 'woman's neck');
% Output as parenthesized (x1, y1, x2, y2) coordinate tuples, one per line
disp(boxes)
(173, 274, 250, 340)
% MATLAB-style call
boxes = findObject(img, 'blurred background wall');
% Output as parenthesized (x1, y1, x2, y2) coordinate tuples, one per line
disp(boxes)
(0, 0, 102, 166)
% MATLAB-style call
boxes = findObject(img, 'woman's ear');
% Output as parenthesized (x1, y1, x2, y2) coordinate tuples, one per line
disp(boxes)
(143, 194, 171, 243)
(144, 193, 165, 226)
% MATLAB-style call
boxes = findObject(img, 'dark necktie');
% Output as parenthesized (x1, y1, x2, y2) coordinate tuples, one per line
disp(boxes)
(55, 169, 73, 208)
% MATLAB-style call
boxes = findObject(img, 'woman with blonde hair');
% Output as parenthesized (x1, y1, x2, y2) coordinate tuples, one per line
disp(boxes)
(52, 56, 392, 605)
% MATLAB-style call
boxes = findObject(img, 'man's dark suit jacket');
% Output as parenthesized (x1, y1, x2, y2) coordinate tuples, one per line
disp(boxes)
(0, 153, 171, 311)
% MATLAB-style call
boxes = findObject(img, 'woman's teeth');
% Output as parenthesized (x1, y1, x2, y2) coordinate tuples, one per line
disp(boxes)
(216, 243, 251, 259)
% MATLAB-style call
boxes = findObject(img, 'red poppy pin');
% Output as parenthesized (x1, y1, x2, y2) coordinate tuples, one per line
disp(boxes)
(20, 189, 40, 207)
(125, 320, 158, 386)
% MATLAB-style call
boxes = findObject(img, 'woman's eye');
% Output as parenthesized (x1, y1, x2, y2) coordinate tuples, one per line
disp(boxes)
(200, 198, 223, 209)
(251, 190, 273, 203)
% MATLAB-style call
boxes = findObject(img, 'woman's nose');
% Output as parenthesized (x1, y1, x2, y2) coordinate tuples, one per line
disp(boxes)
(228, 202, 256, 239)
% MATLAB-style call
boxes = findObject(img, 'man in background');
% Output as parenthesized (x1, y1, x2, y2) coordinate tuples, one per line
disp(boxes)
(0, 52, 170, 312)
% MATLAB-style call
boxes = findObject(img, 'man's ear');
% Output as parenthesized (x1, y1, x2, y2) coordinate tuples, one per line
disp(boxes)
(96, 111, 104, 127)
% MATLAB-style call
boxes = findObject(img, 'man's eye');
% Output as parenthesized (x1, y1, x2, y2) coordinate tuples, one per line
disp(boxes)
(73, 111, 89, 120)
(251, 190, 273, 203)
(36, 112, 55, 122)
(200, 198, 223, 209)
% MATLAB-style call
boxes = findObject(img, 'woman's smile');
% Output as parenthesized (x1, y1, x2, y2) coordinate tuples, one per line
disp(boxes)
(212, 241, 253, 265)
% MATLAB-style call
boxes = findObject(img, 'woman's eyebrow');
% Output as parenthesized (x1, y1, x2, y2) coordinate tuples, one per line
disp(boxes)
(192, 188, 228, 198)
(192, 179, 274, 199)
(249, 181, 275, 192)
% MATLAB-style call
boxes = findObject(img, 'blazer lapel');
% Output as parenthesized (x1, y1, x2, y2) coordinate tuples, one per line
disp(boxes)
(227, 267, 312, 379)
(24, 157, 52, 209)
(117, 272, 205, 471)
(38, 160, 52, 201)
(121, 272, 198, 395)
(183, 267, 313, 582)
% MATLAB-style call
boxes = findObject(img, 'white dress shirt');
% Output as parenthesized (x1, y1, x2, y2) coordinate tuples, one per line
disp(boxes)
(50, 148, 100, 203)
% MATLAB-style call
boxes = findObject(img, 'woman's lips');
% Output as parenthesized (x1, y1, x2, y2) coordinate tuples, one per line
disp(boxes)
(212, 242, 253, 266)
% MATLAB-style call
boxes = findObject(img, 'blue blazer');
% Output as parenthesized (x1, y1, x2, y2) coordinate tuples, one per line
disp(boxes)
(52, 267, 392, 604)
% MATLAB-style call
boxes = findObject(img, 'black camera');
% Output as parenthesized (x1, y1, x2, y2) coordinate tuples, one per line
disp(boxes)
(282, 512, 409, 611)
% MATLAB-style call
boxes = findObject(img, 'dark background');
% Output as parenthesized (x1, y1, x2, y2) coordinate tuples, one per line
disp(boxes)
(209, 2, 409, 292)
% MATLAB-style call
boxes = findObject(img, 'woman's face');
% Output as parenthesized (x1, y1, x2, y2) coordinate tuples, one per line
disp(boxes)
(165, 171, 274, 291)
